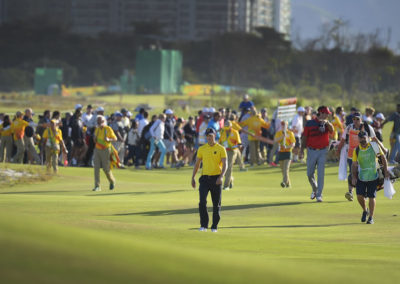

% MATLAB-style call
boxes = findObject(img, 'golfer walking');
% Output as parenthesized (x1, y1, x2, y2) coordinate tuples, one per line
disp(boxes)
(301, 106, 334, 202)
(191, 128, 227, 232)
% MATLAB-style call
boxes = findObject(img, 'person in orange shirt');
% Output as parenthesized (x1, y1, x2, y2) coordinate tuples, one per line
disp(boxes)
(274, 121, 296, 188)
(11, 111, 29, 163)
(239, 108, 270, 166)
(93, 115, 117, 191)
(42, 119, 67, 173)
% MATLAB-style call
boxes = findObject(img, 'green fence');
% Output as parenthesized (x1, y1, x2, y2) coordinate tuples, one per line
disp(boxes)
(120, 73, 136, 94)
(135, 50, 182, 94)
(34, 68, 63, 95)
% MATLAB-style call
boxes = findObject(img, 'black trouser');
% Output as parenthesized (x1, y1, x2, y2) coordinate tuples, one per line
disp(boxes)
(198, 175, 222, 229)
(125, 144, 139, 166)
(84, 135, 95, 166)
(65, 138, 73, 162)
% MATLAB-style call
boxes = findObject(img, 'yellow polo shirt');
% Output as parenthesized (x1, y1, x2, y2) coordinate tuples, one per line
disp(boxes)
(0, 124, 12, 136)
(11, 118, 29, 140)
(43, 128, 63, 145)
(219, 127, 241, 150)
(239, 115, 270, 141)
(94, 126, 117, 149)
(197, 143, 227, 176)
(274, 130, 295, 152)
(331, 115, 343, 140)
(231, 121, 242, 132)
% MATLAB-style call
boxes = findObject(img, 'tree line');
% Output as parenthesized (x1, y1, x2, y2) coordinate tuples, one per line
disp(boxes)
(0, 18, 399, 111)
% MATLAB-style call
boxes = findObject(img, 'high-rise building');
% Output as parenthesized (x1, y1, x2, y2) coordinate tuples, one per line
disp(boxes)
(0, 0, 291, 40)
(252, 0, 274, 28)
(272, 0, 291, 38)
(120, 0, 178, 38)
(1, 0, 70, 25)
(250, 0, 291, 38)
(0, 0, 7, 24)
(70, 0, 118, 34)
(192, 0, 241, 39)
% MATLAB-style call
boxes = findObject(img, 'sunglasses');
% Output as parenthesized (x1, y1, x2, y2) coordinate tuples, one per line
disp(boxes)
(352, 117, 361, 121)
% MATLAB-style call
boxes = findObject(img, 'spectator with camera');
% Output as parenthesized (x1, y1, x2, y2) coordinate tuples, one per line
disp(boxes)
(301, 106, 334, 202)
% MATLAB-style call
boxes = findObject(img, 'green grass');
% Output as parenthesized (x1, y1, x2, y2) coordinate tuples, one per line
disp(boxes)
(0, 161, 399, 283)
(0, 93, 210, 116)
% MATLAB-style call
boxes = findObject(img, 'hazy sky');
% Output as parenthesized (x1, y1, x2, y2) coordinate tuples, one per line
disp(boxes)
(292, 0, 400, 52)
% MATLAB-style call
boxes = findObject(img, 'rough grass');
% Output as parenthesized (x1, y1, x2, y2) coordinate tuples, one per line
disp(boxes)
(0, 164, 52, 187)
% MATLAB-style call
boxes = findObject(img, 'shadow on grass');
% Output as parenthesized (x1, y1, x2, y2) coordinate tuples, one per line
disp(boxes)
(192, 223, 358, 230)
(0, 190, 71, 194)
(251, 162, 337, 174)
(89, 189, 185, 196)
(279, 162, 339, 173)
(115, 201, 305, 216)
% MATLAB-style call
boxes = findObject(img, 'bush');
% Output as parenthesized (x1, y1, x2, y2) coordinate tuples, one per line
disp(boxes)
(0, 68, 32, 91)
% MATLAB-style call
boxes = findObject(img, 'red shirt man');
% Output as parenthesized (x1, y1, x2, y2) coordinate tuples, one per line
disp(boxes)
(301, 106, 334, 202)
(303, 109, 332, 150)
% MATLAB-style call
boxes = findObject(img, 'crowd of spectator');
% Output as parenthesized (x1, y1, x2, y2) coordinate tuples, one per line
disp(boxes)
(0, 95, 398, 176)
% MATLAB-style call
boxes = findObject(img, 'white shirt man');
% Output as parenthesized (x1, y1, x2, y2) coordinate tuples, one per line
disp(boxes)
(138, 116, 149, 137)
(146, 114, 167, 169)
(82, 105, 93, 126)
(150, 117, 165, 141)
(198, 116, 210, 145)
(87, 107, 105, 129)
(291, 108, 305, 139)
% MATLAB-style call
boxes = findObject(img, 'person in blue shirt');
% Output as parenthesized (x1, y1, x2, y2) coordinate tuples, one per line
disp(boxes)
(208, 112, 221, 141)
(135, 108, 145, 121)
(238, 94, 254, 111)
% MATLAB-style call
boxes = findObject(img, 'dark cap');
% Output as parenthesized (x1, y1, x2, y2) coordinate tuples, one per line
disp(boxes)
(350, 107, 358, 112)
(317, 106, 331, 114)
(358, 131, 368, 138)
(353, 112, 362, 119)
(120, 108, 127, 113)
(205, 128, 216, 136)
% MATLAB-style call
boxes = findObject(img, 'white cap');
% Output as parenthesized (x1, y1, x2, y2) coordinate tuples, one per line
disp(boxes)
(165, 109, 173, 115)
(96, 106, 104, 112)
(75, 104, 83, 110)
(297, 106, 305, 112)
(209, 107, 216, 113)
(376, 113, 385, 120)
(202, 107, 209, 113)
(127, 111, 132, 117)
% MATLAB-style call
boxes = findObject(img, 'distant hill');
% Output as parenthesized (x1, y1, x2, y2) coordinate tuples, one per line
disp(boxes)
(292, 0, 400, 52)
